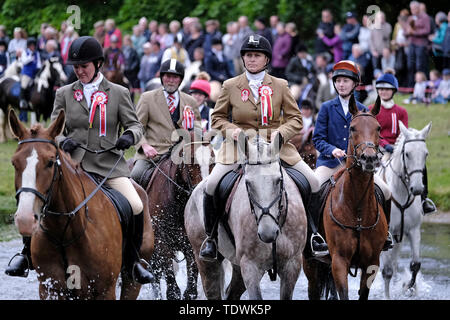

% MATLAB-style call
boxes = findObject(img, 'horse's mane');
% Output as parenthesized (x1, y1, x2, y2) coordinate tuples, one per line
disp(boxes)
(392, 131, 406, 158)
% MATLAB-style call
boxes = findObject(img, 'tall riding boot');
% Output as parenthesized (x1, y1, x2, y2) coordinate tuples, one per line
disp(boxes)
(382, 199, 393, 251)
(199, 192, 219, 262)
(126, 212, 154, 284)
(307, 192, 329, 257)
(19, 87, 29, 110)
(5, 236, 33, 277)
(421, 166, 437, 215)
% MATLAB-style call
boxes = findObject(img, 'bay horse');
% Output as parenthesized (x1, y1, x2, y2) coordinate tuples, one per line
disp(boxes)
(185, 133, 307, 300)
(144, 129, 213, 300)
(0, 57, 68, 142)
(289, 127, 318, 169)
(378, 121, 432, 299)
(8, 109, 154, 300)
(304, 96, 388, 300)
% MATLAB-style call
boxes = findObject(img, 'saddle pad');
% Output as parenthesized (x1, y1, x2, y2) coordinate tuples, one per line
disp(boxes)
(374, 183, 385, 212)
(11, 81, 21, 98)
(283, 167, 311, 208)
(214, 168, 242, 211)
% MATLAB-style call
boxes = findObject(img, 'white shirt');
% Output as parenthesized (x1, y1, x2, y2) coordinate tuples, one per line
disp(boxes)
(339, 95, 350, 116)
(246, 70, 265, 103)
(81, 73, 104, 108)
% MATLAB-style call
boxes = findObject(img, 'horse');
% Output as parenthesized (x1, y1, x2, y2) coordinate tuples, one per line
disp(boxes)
(378, 121, 432, 299)
(144, 129, 213, 300)
(303, 96, 388, 300)
(104, 68, 130, 89)
(289, 127, 318, 169)
(8, 109, 154, 300)
(185, 133, 307, 300)
(0, 57, 68, 142)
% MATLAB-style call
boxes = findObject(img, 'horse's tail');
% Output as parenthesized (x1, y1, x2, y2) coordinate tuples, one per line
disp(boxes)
(318, 262, 337, 300)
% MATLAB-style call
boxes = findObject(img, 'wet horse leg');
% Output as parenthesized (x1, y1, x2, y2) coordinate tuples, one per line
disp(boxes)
(331, 254, 350, 300)
(358, 263, 379, 300)
(406, 226, 422, 292)
(240, 256, 265, 300)
(279, 255, 303, 300)
(164, 257, 182, 300)
(381, 248, 396, 299)
(225, 263, 246, 300)
(183, 246, 199, 300)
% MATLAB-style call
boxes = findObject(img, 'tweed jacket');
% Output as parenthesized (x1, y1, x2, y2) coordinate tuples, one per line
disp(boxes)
(52, 77, 143, 178)
(134, 87, 201, 161)
(211, 72, 303, 165)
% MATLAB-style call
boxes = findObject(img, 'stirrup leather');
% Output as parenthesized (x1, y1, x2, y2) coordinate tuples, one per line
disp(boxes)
(311, 233, 329, 257)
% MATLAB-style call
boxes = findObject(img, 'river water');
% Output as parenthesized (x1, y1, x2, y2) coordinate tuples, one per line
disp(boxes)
(0, 220, 448, 300)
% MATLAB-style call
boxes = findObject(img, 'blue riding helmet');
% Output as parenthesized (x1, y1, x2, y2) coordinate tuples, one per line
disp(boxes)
(375, 73, 399, 92)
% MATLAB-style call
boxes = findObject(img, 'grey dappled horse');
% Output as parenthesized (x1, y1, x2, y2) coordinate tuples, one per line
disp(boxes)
(185, 134, 307, 299)
(378, 121, 432, 299)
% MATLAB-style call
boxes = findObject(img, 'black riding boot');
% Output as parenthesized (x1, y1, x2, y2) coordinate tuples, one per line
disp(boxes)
(307, 192, 329, 257)
(199, 192, 218, 262)
(421, 167, 437, 215)
(382, 199, 394, 251)
(19, 87, 29, 110)
(5, 236, 33, 277)
(126, 212, 154, 284)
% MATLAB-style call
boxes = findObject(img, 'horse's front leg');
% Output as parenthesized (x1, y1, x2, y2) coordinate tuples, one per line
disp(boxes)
(240, 256, 265, 300)
(406, 226, 422, 293)
(279, 255, 303, 300)
(183, 246, 199, 300)
(165, 257, 182, 300)
(358, 263, 379, 300)
(225, 262, 246, 300)
(331, 254, 350, 300)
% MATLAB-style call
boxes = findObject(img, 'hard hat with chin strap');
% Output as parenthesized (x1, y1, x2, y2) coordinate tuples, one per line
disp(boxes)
(375, 73, 399, 92)
(332, 60, 361, 83)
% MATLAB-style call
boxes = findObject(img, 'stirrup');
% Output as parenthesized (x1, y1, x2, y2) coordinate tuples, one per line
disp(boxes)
(199, 238, 218, 262)
(6, 253, 30, 278)
(383, 232, 394, 251)
(311, 233, 329, 257)
(132, 258, 155, 284)
(422, 198, 437, 215)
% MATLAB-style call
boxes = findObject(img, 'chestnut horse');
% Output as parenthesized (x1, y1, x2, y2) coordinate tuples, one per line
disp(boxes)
(145, 130, 213, 300)
(304, 96, 388, 300)
(289, 127, 317, 169)
(8, 109, 154, 300)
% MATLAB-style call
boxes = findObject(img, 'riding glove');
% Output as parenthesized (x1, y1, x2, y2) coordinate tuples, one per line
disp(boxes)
(60, 137, 80, 154)
(384, 144, 394, 153)
(115, 131, 134, 150)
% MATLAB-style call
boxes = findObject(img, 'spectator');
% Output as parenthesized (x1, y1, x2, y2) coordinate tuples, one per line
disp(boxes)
(104, 18, 122, 49)
(381, 47, 396, 71)
(204, 36, 234, 83)
(204, 19, 222, 56)
(169, 20, 182, 43)
(432, 68, 450, 103)
(236, 16, 253, 74)
(271, 22, 292, 79)
(7, 27, 27, 62)
(58, 21, 67, 43)
(349, 43, 372, 102)
(148, 20, 158, 42)
(181, 17, 193, 45)
(0, 40, 8, 76)
(155, 23, 173, 50)
(316, 64, 337, 110)
(138, 17, 149, 41)
(270, 15, 280, 41)
(319, 23, 343, 63)
(162, 33, 190, 67)
(138, 41, 162, 91)
(60, 25, 76, 66)
(223, 21, 241, 78)
(103, 34, 125, 73)
(341, 12, 360, 60)
(406, 1, 431, 87)
(314, 53, 329, 86)
(286, 22, 300, 58)
(404, 71, 428, 104)
(369, 11, 392, 70)
(123, 35, 140, 91)
(254, 17, 273, 46)
(443, 11, 450, 69)
(286, 43, 315, 101)
(132, 25, 147, 59)
(430, 11, 448, 72)
(185, 21, 205, 62)
(93, 20, 105, 47)
(0, 25, 10, 48)
(41, 39, 61, 62)
(391, 9, 410, 87)
(314, 9, 334, 55)
(358, 15, 371, 54)
(182, 47, 206, 91)
(299, 99, 316, 133)
(37, 23, 49, 53)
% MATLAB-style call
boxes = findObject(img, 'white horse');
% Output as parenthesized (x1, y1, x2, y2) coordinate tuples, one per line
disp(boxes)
(378, 121, 432, 299)
(185, 134, 307, 300)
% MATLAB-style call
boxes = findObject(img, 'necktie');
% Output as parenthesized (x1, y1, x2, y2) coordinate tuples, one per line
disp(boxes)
(167, 94, 175, 114)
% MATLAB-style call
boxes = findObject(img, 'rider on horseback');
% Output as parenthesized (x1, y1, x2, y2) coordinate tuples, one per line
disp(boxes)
(6, 36, 154, 284)
(199, 34, 328, 261)
(313, 60, 393, 251)
(19, 37, 41, 110)
(372, 73, 437, 215)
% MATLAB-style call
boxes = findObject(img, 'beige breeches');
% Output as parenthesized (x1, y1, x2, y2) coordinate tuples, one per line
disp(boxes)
(106, 177, 144, 215)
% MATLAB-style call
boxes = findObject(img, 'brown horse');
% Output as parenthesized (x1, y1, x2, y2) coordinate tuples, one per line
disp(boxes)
(8, 109, 154, 300)
(145, 130, 213, 300)
(289, 127, 317, 169)
(304, 96, 388, 300)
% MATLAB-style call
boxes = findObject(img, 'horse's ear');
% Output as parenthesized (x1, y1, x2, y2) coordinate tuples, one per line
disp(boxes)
(270, 131, 283, 156)
(349, 94, 359, 116)
(371, 95, 381, 116)
(398, 120, 409, 137)
(47, 110, 65, 139)
(420, 121, 432, 139)
(8, 109, 27, 140)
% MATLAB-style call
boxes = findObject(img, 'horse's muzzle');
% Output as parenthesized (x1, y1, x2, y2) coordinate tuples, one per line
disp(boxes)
(359, 153, 380, 173)
(257, 225, 279, 243)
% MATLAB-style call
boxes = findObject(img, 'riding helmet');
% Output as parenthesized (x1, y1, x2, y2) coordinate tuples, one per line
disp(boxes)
(66, 36, 105, 65)
(332, 60, 361, 84)
(27, 37, 37, 47)
(240, 34, 272, 61)
(190, 79, 211, 97)
(375, 73, 399, 92)
(159, 58, 185, 80)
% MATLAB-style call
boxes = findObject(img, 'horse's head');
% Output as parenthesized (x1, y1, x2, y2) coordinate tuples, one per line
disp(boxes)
(299, 128, 317, 169)
(241, 133, 285, 244)
(348, 95, 381, 172)
(8, 109, 65, 236)
(395, 120, 432, 196)
(48, 57, 68, 87)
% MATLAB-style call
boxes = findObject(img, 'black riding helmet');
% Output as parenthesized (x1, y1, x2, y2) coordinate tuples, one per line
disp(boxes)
(159, 58, 185, 81)
(240, 34, 272, 73)
(66, 36, 105, 83)
(26, 37, 37, 47)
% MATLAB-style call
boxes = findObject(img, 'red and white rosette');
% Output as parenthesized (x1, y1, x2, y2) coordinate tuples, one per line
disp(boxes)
(182, 105, 195, 130)
(258, 85, 273, 126)
(241, 89, 250, 102)
(74, 89, 83, 102)
(89, 91, 108, 136)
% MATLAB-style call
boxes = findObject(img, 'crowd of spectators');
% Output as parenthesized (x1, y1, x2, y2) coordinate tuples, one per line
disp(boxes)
(0, 1, 449, 114)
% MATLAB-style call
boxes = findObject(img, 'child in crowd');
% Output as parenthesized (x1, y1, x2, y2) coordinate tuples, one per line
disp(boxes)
(404, 71, 428, 104)
(432, 68, 450, 104)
